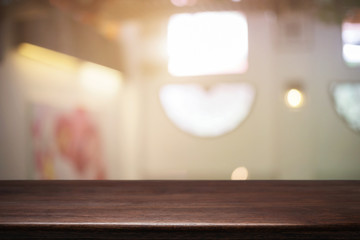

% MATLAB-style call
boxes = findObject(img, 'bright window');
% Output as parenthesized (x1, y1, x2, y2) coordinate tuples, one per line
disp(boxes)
(159, 83, 255, 137)
(342, 10, 360, 67)
(332, 83, 360, 132)
(167, 11, 248, 76)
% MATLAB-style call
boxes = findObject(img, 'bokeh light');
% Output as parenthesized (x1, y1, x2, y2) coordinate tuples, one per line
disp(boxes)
(231, 167, 249, 180)
(170, 0, 197, 7)
(285, 88, 304, 108)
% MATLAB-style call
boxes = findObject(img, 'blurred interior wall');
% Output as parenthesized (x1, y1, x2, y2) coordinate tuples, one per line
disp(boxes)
(0, 9, 360, 179)
(137, 11, 360, 180)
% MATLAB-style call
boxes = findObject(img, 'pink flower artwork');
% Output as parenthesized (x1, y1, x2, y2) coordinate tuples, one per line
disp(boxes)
(31, 105, 106, 179)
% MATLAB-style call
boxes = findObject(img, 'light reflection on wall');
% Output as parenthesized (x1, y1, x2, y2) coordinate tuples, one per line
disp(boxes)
(332, 83, 360, 133)
(79, 62, 121, 97)
(159, 83, 255, 137)
(18, 43, 122, 98)
(167, 12, 248, 76)
(18, 43, 79, 72)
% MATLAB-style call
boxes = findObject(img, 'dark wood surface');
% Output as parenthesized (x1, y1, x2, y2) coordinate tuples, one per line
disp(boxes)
(0, 180, 359, 239)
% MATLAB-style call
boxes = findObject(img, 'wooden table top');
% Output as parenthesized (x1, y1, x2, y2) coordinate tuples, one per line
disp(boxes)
(0, 180, 359, 239)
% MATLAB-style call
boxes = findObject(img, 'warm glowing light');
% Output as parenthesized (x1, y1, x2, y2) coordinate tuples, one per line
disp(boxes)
(98, 20, 120, 40)
(159, 83, 255, 137)
(79, 62, 122, 97)
(18, 43, 79, 71)
(285, 89, 304, 108)
(231, 167, 248, 180)
(167, 12, 248, 76)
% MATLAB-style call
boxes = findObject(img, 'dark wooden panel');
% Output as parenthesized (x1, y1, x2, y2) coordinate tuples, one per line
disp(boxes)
(0, 180, 359, 239)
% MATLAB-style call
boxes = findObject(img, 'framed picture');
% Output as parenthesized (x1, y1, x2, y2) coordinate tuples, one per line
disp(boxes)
(30, 103, 107, 179)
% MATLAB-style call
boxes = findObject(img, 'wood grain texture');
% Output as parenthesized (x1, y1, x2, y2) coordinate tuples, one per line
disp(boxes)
(0, 180, 359, 239)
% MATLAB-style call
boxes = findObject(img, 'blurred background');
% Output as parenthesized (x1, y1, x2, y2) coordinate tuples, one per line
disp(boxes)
(0, 0, 359, 180)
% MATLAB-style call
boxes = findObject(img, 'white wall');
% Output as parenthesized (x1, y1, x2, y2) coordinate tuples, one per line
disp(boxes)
(0, 54, 28, 179)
